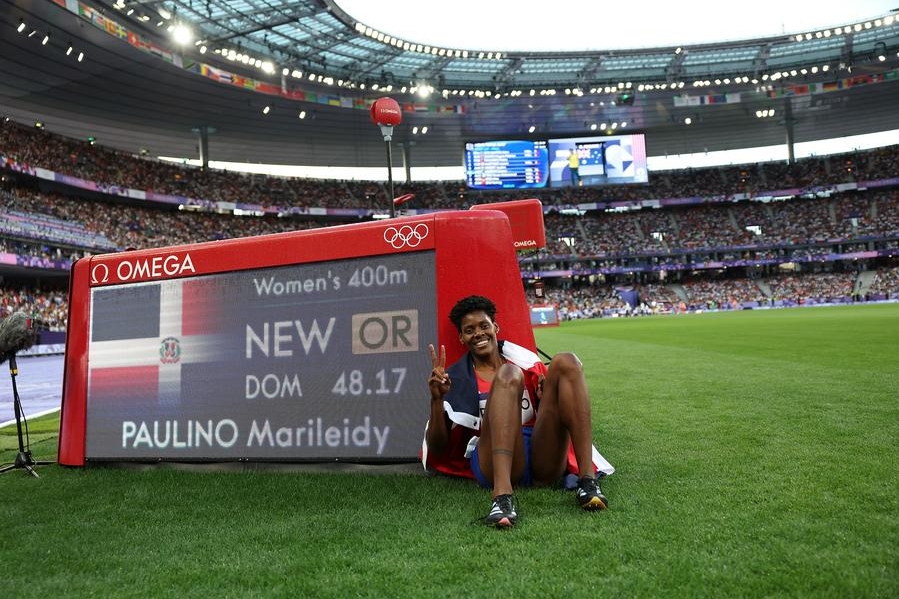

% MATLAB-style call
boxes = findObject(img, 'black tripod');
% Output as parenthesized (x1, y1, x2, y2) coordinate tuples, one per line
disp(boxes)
(1, 354, 41, 478)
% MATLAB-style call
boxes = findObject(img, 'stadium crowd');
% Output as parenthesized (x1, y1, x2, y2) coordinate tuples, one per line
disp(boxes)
(2, 118, 898, 211)
(1, 118, 898, 325)
(0, 285, 68, 331)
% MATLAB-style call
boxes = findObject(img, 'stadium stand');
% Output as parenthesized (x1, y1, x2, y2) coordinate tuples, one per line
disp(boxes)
(2, 118, 897, 326)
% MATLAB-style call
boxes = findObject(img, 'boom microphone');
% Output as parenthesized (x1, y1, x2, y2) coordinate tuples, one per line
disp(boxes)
(0, 312, 43, 365)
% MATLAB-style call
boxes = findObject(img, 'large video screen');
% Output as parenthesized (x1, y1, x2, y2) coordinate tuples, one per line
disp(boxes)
(548, 133, 649, 187)
(464, 134, 648, 189)
(548, 133, 648, 188)
(464, 140, 549, 190)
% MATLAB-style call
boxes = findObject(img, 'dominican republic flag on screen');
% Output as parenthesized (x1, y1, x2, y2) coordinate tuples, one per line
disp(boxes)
(87, 277, 230, 407)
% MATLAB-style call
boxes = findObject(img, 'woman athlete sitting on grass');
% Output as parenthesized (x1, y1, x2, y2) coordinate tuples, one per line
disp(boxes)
(423, 295, 612, 528)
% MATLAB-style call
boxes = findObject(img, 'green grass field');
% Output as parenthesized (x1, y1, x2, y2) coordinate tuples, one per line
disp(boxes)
(2, 304, 897, 597)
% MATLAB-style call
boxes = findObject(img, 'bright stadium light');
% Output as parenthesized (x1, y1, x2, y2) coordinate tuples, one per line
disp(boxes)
(172, 23, 193, 45)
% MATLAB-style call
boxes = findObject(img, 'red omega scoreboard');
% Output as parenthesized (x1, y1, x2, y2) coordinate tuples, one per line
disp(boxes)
(57, 206, 542, 466)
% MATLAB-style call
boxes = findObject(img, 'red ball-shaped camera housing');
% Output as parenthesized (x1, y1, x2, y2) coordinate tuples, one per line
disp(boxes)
(370, 97, 402, 126)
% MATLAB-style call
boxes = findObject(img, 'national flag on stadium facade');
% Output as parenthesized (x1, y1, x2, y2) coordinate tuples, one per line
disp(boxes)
(127, 31, 150, 52)
(78, 4, 97, 21)
(105, 19, 127, 40)
(673, 95, 701, 107)
(147, 43, 173, 63)
(256, 82, 280, 95)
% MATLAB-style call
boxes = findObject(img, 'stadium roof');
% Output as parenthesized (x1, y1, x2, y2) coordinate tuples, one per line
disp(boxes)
(133, 0, 899, 92)
(1, 0, 899, 169)
(337, 1, 899, 52)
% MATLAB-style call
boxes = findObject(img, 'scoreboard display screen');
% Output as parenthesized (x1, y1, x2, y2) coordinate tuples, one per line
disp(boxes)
(464, 140, 549, 190)
(85, 252, 436, 460)
(529, 304, 560, 327)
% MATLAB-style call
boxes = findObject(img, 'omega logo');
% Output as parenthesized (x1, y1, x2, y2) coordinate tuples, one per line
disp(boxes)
(91, 253, 196, 284)
(91, 263, 110, 284)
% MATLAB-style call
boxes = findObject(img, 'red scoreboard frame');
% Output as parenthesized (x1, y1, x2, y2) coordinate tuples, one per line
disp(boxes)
(58, 205, 543, 466)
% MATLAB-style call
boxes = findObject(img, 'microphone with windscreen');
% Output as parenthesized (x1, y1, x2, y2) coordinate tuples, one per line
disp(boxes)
(0, 312, 44, 365)
(0, 312, 48, 477)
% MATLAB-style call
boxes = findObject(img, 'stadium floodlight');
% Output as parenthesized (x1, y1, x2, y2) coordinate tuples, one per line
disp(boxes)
(172, 23, 193, 45)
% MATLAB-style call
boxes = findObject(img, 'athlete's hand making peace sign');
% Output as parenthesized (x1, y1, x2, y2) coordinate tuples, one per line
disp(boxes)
(427, 343, 451, 402)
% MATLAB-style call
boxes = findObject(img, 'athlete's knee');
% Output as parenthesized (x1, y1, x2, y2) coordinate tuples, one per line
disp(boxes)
(551, 351, 583, 375)
(494, 363, 524, 389)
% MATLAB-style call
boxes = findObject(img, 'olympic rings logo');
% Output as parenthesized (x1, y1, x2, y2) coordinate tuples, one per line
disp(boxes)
(383, 223, 429, 249)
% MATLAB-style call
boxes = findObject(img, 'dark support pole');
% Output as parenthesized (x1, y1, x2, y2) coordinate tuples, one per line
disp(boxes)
(403, 142, 412, 184)
(386, 139, 396, 219)
(784, 98, 795, 165)
(198, 126, 210, 170)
